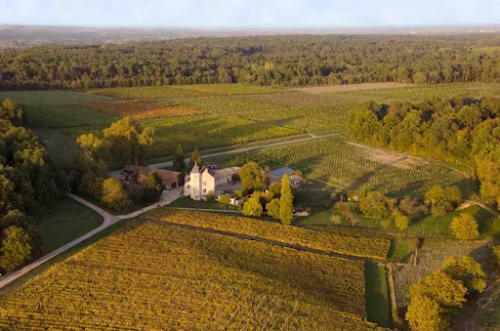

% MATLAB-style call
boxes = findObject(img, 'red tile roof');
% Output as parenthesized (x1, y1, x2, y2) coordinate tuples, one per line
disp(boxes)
(123, 165, 181, 185)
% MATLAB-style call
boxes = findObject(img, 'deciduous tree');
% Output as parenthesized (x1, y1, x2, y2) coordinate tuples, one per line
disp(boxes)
(442, 256, 486, 293)
(359, 191, 393, 218)
(190, 149, 203, 168)
(0, 226, 33, 273)
(103, 117, 154, 165)
(450, 214, 479, 240)
(243, 194, 263, 217)
(266, 198, 280, 219)
(173, 144, 185, 171)
(240, 162, 266, 195)
(101, 178, 132, 212)
(279, 175, 293, 225)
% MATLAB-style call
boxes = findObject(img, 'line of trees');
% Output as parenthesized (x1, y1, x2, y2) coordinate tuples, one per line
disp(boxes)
(74, 117, 159, 212)
(347, 96, 500, 209)
(237, 162, 294, 225)
(0, 99, 68, 272)
(334, 185, 463, 231)
(3, 34, 500, 89)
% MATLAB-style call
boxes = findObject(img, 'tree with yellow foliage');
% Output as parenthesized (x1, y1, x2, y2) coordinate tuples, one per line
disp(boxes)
(406, 271, 467, 331)
(104, 117, 154, 165)
(101, 178, 131, 212)
(450, 214, 479, 240)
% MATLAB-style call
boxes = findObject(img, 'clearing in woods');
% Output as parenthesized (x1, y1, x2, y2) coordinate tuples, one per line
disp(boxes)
(0, 220, 390, 330)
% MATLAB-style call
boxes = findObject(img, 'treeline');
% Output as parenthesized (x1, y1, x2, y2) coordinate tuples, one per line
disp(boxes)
(0, 99, 67, 272)
(74, 117, 158, 212)
(347, 96, 500, 207)
(3, 34, 500, 89)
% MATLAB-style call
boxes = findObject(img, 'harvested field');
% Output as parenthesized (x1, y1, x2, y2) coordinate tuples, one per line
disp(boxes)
(82, 100, 202, 119)
(288, 83, 412, 94)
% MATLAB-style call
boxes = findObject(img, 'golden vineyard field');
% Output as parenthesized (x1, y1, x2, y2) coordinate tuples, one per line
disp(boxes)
(143, 209, 391, 260)
(0, 221, 388, 331)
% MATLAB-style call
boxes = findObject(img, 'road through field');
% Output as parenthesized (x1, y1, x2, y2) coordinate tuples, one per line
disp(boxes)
(0, 189, 183, 290)
(109, 132, 340, 178)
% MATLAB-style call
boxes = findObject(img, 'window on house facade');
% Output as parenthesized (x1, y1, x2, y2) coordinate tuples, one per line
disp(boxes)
(203, 181, 207, 186)
(203, 189, 207, 193)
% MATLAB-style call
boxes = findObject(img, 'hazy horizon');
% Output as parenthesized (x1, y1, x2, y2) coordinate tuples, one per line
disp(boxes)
(1, 0, 499, 29)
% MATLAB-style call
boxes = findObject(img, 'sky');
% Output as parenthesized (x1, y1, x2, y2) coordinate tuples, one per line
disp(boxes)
(0, 0, 499, 28)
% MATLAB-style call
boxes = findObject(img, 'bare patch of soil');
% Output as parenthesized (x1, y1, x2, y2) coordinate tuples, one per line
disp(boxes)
(345, 140, 426, 169)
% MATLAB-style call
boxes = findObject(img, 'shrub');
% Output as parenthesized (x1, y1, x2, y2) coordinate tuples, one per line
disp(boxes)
(205, 191, 215, 202)
(243, 194, 263, 217)
(381, 219, 392, 229)
(394, 215, 410, 231)
(450, 214, 479, 240)
(398, 196, 429, 217)
(266, 199, 281, 220)
(425, 186, 462, 218)
(330, 214, 343, 226)
(101, 178, 132, 212)
(218, 194, 231, 205)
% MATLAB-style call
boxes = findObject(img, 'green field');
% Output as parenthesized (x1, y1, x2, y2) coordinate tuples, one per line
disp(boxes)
(3, 83, 500, 167)
(33, 198, 103, 253)
(365, 263, 391, 327)
(299, 205, 499, 238)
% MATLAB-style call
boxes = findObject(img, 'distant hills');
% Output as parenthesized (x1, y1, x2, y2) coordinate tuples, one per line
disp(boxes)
(1, 24, 500, 49)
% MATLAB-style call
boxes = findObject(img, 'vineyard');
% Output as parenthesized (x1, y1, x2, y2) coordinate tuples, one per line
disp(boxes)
(2, 83, 499, 165)
(209, 136, 471, 198)
(172, 83, 290, 95)
(142, 209, 391, 260)
(0, 90, 116, 129)
(83, 100, 203, 119)
(0, 221, 389, 331)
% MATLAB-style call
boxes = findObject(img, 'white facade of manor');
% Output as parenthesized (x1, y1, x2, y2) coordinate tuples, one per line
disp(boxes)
(184, 162, 241, 201)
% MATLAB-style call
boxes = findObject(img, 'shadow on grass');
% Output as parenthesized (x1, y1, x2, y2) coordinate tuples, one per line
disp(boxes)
(365, 262, 391, 327)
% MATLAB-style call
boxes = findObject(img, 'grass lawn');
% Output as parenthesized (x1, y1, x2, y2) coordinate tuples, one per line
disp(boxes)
(297, 205, 500, 238)
(34, 198, 104, 253)
(365, 263, 391, 327)
(387, 239, 415, 263)
(408, 205, 500, 237)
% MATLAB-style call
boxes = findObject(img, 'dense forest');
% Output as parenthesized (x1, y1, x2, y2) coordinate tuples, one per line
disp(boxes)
(2, 34, 500, 89)
(0, 99, 67, 272)
(347, 96, 500, 207)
